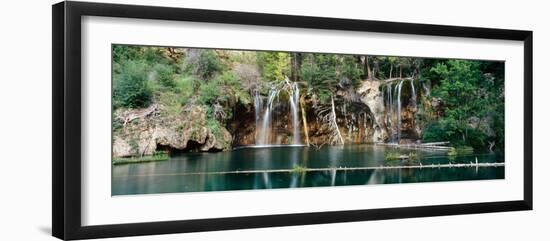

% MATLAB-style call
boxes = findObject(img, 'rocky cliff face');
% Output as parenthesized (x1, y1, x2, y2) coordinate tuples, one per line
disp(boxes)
(112, 105, 231, 158)
(357, 80, 388, 142)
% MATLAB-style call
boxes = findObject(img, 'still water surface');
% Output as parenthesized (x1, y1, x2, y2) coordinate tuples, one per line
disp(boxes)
(112, 144, 504, 195)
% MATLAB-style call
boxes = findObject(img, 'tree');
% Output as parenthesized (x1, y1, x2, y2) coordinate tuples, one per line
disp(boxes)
(386, 57, 398, 78)
(257, 52, 290, 82)
(339, 55, 364, 87)
(153, 64, 176, 88)
(424, 60, 489, 149)
(300, 53, 338, 103)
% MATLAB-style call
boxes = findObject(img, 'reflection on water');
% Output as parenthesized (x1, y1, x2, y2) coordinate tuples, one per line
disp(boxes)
(112, 145, 504, 195)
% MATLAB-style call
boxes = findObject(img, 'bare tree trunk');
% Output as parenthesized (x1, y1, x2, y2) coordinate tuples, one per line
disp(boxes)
(389, 64, 393, 79)
(331, 96, 345, 145)
(300, 94, 310, 146)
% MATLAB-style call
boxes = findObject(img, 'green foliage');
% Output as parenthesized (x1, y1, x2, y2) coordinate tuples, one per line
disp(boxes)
(300, 54, 363, 103)
(113, 45, 170, 65)
(431, 60, 485, 109)
(423, 119, 486, 149)
(157, 91, 183, 117)
(228, 51, 258, 65)
(384, 151, 402, 161)
(423, 119, 463, 143)
(492, 102, 505, 151)
(187, 49, 223, 80)
(199, 50, 223, 79)
(340, 55, 364, 86)
(173, 76, 195, 104)
(291, 165, 307, 174)
(198, 71, 251, 107)
(112, 118, 123, 134)
(215, 71, 251, 105)
(207, 118, 222, 137)
(423, 60, 490, 150)
(447, 146, 474, 156)
(113, 45, 143, 63)
(421, 60, 505, 151)
(153, 64, 176, 88)
(384, 151, 418, 165)
(113, 60, 153, 108)
(300, 53, 338, 103)
(257, 52, 290, 82)
(196, 71, 251, 126)
(197, 79, 220, 106)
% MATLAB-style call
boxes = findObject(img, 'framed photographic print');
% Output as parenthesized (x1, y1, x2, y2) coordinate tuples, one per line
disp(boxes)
(52, 1, 533, 240)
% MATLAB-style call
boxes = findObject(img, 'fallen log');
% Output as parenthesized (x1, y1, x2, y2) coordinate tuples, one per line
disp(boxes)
(129, 162, 505, 177)
(376, 142, 453, 151)
(420, 141, 450, 146)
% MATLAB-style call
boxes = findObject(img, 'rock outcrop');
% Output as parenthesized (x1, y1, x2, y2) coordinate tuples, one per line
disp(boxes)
(357, 80, 388, 142)
(112, 104, 231, 158)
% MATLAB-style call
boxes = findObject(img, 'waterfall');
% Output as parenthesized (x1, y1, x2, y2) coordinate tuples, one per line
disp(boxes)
(396, 79, 405, 142)
(386, 83, 393, 141)
(257, 87, 279, 145)
(384, 79, 416, 143)
(253, 89, 263, 137)
(410, 79, 416, 107)
(289, 82, 301, 144)
(255, 81, 302, 146)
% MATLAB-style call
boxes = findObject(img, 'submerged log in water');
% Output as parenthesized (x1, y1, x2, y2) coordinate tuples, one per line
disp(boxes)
(377, 142, 453, 151)
(128, 162, 504, 177)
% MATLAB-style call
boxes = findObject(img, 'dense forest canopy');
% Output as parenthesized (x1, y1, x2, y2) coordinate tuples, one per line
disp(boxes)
(112, 45, 505, 156)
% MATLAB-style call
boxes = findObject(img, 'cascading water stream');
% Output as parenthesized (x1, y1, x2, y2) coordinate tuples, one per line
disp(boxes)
(410, 79, 416, 107)
(385, 79, 416, 143)
(257, 88, 279, 145)
(396, 79, 404, 142)
(255, 81, 302, 146)
(289, 82, 301, 144)
(253, 89, 263, 134)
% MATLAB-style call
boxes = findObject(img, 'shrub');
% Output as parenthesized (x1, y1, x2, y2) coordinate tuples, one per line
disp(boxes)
(174, 75, 195, 105)
(423, 120, 488, 150)
(384, 151, 402, 161)
(198, 71, 251, 107)
(113, 60, 152, 108)
(185, 49, 223, 80)
(422, 121, 447, 142)
(198, 78, 222, 106)
(154, 64, 176, 88)
(447, 146, 474, 156)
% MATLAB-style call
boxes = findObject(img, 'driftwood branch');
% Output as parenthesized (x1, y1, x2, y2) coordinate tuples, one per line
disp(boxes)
(331, 96, 345, 145)
(118, 104, 158, 126)
(419, 141, 450, 146)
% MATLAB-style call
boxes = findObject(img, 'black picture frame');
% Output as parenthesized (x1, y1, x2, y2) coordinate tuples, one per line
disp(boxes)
(52, 1, 533, 240)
